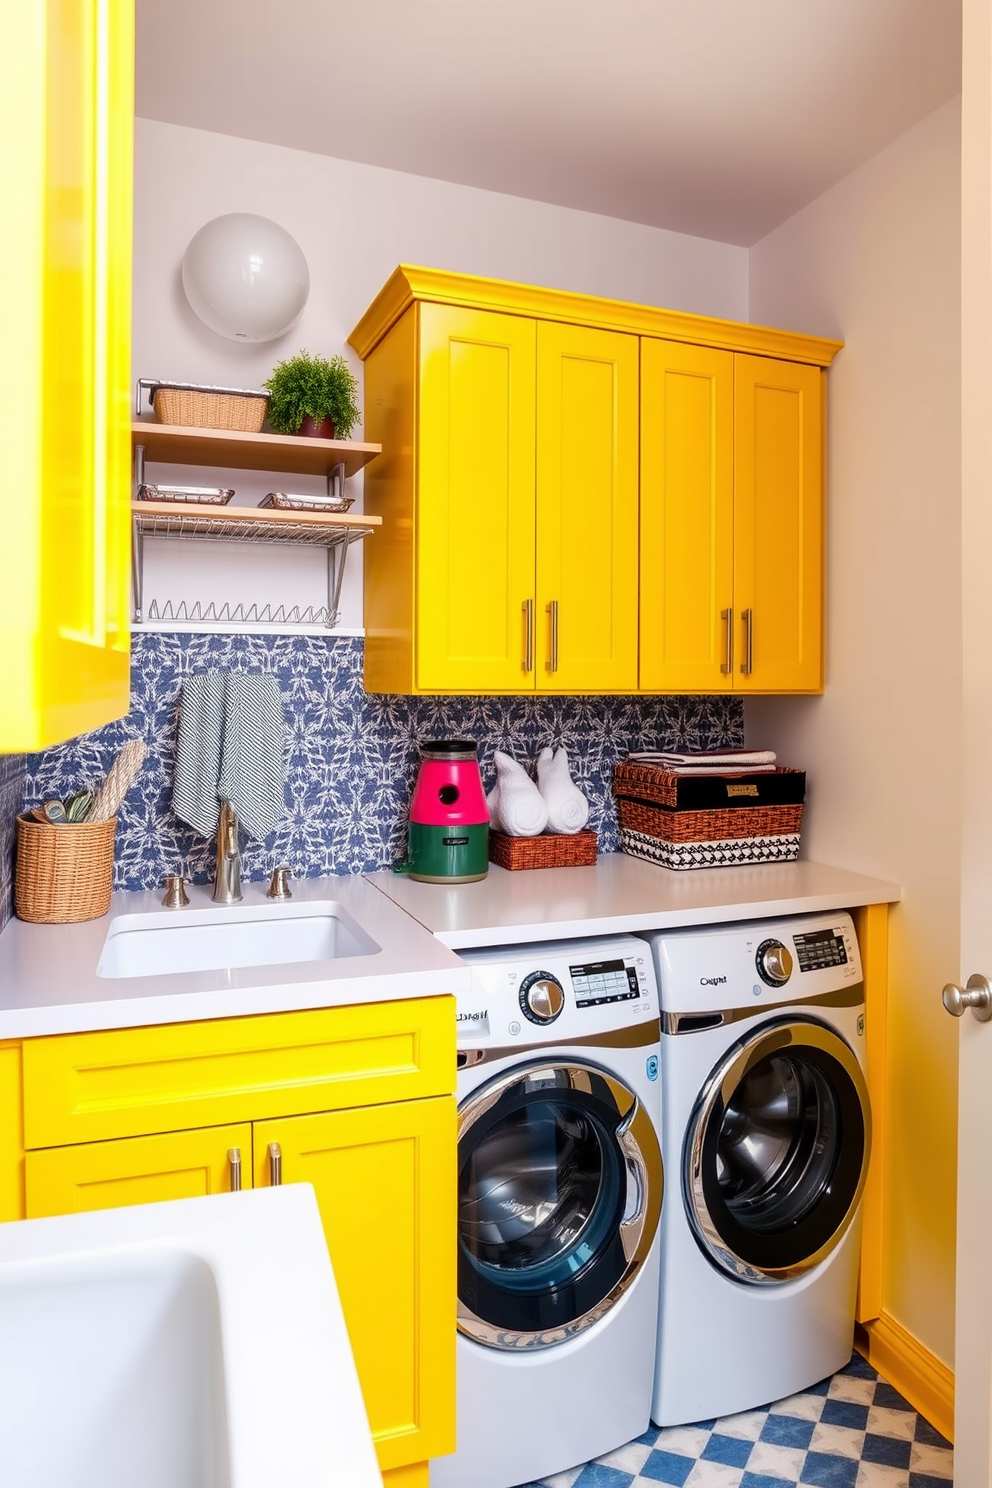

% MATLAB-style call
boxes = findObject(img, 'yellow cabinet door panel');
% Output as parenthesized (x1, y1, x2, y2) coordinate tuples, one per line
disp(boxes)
(640, 339, 735, 691)
(23, 998, 456, 1149)
(1, 0, 133, 751)
(734, 356, 823, 692)
(536, 322, 639, 692)
(25, 1123, 250, 1219)
(255, 1096, 456, 1473)
(417, 304, 537, 692)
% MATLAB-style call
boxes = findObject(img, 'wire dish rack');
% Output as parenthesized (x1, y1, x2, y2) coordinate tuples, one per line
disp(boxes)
(131, 501, 381, 630)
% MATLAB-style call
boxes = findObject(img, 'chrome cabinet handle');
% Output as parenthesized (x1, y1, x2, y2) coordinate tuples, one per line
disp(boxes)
(228, 1147, 242, 1192)
(268, 1142, 283, 1186)
(522, 599, 534, 673)
(546, 600, 559, 673)
(942, 975, 992, 1022)
(741, 608, 753, 675)
(721, 608, 734, 674)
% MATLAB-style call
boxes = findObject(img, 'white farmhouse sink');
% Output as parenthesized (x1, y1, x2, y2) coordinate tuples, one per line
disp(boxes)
(0, 1247, 228, 1487)
(97, 899, 380, 979)
(0, 1185, 383, 1488)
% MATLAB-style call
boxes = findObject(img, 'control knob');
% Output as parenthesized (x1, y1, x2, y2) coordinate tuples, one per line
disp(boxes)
(519, 971, 565, 1024)
(756, 939, 794, 986)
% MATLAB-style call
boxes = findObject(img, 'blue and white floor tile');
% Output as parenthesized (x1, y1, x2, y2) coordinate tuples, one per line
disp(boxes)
(521, 1354, 952, 1488)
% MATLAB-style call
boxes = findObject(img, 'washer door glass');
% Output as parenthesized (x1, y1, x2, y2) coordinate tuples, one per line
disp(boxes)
(684, 1018, 871, 1284)
(457, 1059, 662, 1349)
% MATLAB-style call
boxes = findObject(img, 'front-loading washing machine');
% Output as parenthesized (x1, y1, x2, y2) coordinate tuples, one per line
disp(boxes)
(641, 912, 871, 1426)
(430, 935, 663, 1488)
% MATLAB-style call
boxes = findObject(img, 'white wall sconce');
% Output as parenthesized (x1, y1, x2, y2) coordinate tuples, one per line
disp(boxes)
(181, 213, 310, 343)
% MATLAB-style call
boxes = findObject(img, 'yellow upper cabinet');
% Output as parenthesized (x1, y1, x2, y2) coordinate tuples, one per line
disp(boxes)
(639, 340, 736, 692)
(536, 321, 639, 693)
(640, 345, 823, 693)
(733, 355, 823, 693)
(350, 267, 840, 696)
(360, 299, 638, 694)
(1, 0, 134, 752)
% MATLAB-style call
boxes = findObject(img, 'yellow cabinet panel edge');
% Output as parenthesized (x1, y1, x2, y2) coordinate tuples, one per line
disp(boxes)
(23, 996, 456, 1149)
(25, 1122, 252, 1218)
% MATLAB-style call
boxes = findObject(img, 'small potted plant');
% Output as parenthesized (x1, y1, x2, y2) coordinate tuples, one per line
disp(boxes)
(263, 349, 361, 439)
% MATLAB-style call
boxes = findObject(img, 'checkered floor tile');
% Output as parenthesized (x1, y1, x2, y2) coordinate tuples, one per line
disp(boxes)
(520, 1353, 952, 1488)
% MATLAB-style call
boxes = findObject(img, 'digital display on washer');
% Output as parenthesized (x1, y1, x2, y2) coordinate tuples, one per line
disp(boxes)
(569, 957, 639, 1007)
(793, 929, 849, 972)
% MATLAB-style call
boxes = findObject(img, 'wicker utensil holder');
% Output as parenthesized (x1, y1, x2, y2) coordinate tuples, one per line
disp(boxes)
(152, 387, 268, 433)
(14, 815, 117, 923)
(489, 829, 598, 871)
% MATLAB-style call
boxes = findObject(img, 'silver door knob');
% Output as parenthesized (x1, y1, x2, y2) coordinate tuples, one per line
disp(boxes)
(942, 974, 992, 1022)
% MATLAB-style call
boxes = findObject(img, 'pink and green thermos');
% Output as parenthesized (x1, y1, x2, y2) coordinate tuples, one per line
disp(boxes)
(407, 740, 489, 883)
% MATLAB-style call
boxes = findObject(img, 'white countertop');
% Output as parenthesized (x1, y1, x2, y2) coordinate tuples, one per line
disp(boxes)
(0, 855, 899, 1039)
(366, 854, 901, 949)
(0, 874, 470, 1039)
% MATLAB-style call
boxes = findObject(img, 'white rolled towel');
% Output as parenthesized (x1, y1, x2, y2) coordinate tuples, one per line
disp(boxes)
(486, 751, 549, 837)
(537, 746, 590, 834)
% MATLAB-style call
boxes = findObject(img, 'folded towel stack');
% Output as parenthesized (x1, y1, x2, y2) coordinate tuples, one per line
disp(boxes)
(174, 670, 286, 839)
(627, 748, 777, 776)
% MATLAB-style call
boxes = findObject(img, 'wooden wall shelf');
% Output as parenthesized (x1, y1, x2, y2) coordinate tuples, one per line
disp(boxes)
(131, 422, 382, 480)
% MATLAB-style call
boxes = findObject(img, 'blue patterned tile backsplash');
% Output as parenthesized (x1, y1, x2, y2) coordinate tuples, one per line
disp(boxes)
(10, 632, 743, 901)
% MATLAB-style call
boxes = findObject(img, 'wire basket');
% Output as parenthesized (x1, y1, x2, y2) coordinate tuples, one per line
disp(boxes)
(489, 829, 598, 871)
(14, 815, 117, 923)
(153, 386, 268, 432)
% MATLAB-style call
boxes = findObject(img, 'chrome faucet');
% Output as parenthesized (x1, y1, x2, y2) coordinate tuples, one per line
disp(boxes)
(212, 799, 243, 904)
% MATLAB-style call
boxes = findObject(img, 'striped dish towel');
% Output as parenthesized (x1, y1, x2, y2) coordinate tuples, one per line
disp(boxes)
(174, 671, 286, 839)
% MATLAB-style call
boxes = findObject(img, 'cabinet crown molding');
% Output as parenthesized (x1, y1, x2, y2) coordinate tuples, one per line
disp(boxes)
(348, 264, 844, 367)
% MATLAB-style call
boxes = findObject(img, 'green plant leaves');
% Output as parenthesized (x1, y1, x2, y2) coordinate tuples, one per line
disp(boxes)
(263, 349, 361, 437)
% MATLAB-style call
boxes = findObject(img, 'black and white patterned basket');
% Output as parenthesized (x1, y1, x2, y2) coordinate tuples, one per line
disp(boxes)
(619, 826, 801, 871)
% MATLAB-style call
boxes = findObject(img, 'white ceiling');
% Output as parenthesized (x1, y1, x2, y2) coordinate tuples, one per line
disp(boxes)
(135, 0, 961, 247)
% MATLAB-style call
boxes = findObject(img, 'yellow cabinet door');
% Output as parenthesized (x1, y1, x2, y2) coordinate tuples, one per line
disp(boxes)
(640, 339, 735, 691)
(255, 1096, 455, 1475)
(24, 1123, 250, 1218)
(417, 304, 537, 692)
(734, 355, 823, 693)
(536, 322, 639, 693)
(1, 0, 133, 751)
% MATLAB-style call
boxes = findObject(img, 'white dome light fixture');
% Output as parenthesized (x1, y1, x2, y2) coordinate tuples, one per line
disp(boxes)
(181, 214, 310, 343)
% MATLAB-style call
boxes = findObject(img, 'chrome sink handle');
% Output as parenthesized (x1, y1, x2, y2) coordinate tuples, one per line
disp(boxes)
(942, 974, 992, 1022)
(266, 865, 292, 900)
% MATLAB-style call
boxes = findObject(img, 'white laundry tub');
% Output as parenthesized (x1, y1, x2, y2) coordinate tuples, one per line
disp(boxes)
(0, 1184, 382, 1488)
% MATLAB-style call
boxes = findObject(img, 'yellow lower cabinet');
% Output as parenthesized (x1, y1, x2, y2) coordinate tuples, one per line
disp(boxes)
(24, 1123, 250, 1218)
(254, 1094, 456, 1477)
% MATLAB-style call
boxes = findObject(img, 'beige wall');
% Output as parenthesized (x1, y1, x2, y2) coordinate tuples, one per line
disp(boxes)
(747, 99, 962, 1367)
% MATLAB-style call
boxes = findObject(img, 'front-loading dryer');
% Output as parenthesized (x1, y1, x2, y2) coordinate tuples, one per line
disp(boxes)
(641, 912, 871, 1427)
(430, 935, 663, 1488)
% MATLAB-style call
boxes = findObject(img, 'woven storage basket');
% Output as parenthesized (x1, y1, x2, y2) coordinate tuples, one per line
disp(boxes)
(613, 760, 805, 871)
(616, 797, 803, 844)
(14, 815, 117, 923)
(618, 826, 801, 871)
(153, 387, 268, 433)
(489, 829, 598, 871)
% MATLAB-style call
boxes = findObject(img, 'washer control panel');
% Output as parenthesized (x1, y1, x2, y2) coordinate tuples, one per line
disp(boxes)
(570, 956, 641, 1008)
(793, 927, 849, 973)
(456, 934, 659, 1043)
(644, 911, 862, 1017)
